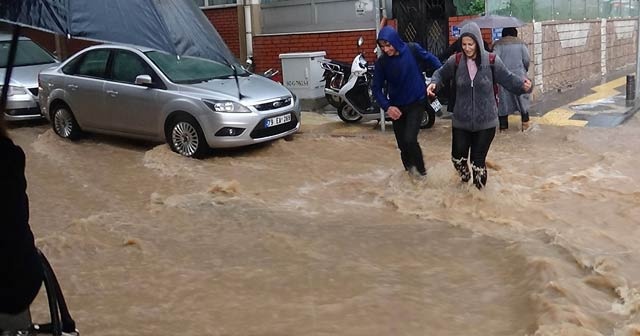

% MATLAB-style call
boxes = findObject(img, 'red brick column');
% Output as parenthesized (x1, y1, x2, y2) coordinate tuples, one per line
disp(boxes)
(202, 7, 241, 58)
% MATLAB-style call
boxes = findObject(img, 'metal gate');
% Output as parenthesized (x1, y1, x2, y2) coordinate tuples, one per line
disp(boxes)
(393, 0, 449, 59)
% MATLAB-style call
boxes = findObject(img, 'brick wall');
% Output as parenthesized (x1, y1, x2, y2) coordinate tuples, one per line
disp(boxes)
(253, 30, 378, 83)
(202, 7, 241, 58)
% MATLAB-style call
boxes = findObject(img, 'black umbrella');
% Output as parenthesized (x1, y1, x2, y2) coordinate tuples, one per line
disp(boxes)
(459, 14, 525, 29)
(0, 0, 242, 113)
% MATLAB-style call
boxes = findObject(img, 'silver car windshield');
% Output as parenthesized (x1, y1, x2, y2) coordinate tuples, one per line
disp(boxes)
(0, 40, 57, 68)
(145, 51, 248, 84)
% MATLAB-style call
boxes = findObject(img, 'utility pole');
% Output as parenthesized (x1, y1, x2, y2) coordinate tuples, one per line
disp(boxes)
(375, 0, 385, 131)
(636, 15, 640, 100)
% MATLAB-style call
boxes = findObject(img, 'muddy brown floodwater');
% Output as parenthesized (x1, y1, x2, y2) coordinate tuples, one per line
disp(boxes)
(8, 113, 640, 336)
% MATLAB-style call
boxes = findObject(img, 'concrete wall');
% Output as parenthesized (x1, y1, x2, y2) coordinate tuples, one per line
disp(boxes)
(532, 18, 636, 97)
(606, 19, 637, 72)
(540, 21, 602, 93)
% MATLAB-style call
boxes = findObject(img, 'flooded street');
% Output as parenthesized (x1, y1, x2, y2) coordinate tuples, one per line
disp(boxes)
(9, 113, 640, 336)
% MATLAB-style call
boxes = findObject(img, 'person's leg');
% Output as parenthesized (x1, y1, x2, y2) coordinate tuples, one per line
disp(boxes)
(392, 113, 411, 171)
(521, 111, 530, 130)
(0, 310, 32, 332)
(469, 127, 496, 189)
(498, 115, 509, 131)
(451, 127, 471, 182)
(401, 100, 426, 175)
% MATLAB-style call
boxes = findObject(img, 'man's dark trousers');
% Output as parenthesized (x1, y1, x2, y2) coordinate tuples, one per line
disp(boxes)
(392, 98, 426, 175)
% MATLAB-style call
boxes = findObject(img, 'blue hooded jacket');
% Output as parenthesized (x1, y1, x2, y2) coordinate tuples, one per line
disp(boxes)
(372, 26, 442, 111)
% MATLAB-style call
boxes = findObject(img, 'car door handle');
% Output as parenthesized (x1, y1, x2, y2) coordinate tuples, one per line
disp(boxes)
(106, 90, 118, 97)
(67, 84, 78, 90)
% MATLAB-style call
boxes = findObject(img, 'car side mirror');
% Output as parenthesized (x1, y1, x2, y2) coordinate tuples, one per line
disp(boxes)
(135, 75, 153, 86)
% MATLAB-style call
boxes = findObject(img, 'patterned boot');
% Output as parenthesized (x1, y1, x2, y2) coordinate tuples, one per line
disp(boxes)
(471, 163, 487, 190)
(452, 157, 471, 183)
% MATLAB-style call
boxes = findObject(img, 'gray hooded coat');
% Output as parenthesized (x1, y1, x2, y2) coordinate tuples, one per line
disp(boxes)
(493, 35, 531, 117)
(431, 22, 529, 131)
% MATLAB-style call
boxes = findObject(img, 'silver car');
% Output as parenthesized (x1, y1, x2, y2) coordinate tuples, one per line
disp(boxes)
(1, 34, 58, 121)
(38, 44, 300, 158)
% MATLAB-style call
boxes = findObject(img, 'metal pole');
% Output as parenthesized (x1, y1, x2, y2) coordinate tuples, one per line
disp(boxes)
(0, 25, 20, 115)
(375, 0, 385, 131)
(636, 15, 640, 99)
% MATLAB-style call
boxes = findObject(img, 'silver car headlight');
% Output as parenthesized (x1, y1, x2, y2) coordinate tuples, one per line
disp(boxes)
(0, 85, 28, 96)
(203, 99, 250, 113)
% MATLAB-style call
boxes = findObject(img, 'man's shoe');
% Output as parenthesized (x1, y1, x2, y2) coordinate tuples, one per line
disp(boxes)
(408, 166, 427, 179)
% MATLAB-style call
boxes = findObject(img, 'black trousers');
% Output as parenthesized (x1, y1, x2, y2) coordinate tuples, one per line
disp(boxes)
(451, 127, 495, 188)
(392, 99, 426, 174)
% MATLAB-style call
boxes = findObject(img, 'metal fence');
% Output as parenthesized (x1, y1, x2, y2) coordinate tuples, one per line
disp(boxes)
(485, 0, 640, 21)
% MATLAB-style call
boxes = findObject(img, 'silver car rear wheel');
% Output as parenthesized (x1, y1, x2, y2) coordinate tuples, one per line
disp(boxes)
(52, 106, 81, 139)
(167, 115, 208, 159)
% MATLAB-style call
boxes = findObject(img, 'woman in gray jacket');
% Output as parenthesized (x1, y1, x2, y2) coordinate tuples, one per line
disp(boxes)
(493, 27, 531, 131)
(427, 22, 531, 189)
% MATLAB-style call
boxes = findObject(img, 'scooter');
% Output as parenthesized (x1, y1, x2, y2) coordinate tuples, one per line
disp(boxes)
(245, 57, 280, 80)
(319, 58, 350, 108)
(332, 37, 439, 129)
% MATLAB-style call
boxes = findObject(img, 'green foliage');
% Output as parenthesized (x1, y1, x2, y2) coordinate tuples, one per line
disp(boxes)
(467, 0, 485, 14)
(454, 0, 485, 15)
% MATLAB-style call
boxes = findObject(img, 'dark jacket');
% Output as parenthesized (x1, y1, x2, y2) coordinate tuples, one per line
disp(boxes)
(0, 137, 43, 314)
(372, 26, 442, 111)
(431, 22, 529, 131)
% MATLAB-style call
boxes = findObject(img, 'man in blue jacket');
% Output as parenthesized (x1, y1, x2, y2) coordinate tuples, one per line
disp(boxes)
(372, 26, 441, 178)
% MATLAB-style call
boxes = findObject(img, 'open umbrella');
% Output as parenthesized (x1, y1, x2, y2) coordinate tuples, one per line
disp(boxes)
(0, 0, 241, 113)
(459, 14, 525, 29)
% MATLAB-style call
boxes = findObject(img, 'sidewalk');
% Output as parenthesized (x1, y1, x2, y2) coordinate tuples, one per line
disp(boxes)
(530, 75, 640, 127)
(300, 70, 640, 133)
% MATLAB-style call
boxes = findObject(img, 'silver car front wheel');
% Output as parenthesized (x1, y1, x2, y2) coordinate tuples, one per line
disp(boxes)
(52, 106, 81, 140)
(167, 115, 208, 159)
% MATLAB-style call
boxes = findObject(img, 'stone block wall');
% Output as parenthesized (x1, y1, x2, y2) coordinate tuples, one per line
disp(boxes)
(540, 21, 602, 93)
(606, 19, 636, 72)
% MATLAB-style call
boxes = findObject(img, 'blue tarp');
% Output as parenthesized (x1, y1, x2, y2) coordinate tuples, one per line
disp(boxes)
(0, 0, 237, 65)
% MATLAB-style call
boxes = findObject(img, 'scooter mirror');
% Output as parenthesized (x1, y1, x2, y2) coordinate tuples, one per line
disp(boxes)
(357, 36, 364, 47)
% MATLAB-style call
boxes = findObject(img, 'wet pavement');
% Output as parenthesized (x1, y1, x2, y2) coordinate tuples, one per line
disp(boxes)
(6, 68, 640, 336)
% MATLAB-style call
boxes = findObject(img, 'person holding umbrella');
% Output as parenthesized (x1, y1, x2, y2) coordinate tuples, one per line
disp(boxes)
(427, 22, 532, 189)
(493, 27, 531, 131)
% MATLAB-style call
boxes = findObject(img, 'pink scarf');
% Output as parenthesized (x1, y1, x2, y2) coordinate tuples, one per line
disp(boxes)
(467, 58, 478, 81)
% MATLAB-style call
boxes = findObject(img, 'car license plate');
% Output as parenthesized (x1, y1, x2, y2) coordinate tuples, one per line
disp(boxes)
(430, 98, 442, 111)
(264, 113, 291, 128)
